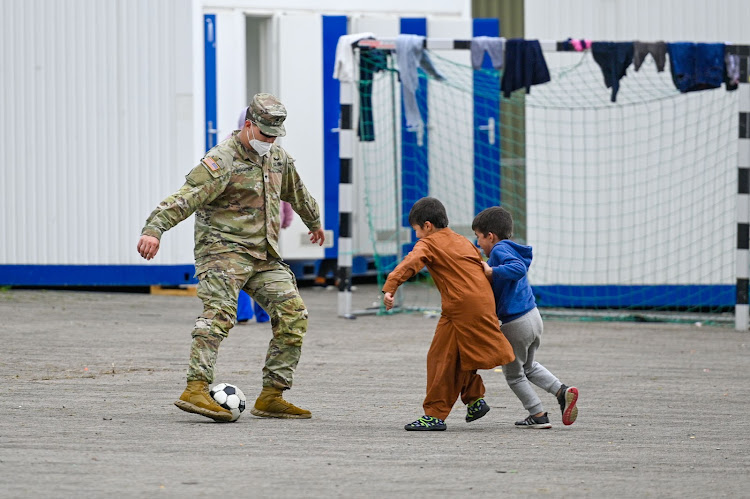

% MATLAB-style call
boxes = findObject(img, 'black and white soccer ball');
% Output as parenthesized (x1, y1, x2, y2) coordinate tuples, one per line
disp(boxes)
(209, 383, 246, 422)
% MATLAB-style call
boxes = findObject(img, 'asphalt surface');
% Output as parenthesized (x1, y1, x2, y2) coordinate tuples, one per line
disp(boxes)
(1, 285, 749, 498)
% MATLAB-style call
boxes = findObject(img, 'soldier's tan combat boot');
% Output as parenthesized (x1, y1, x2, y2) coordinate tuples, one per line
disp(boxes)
(174, 381, 234, 422)
(250, 386, 311, 419)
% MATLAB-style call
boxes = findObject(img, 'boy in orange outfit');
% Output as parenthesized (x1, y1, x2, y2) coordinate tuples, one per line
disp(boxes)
(383, 197, 515, 431)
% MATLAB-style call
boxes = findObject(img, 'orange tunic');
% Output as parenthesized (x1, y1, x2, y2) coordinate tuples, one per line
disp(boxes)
(383, 228, 514, 371)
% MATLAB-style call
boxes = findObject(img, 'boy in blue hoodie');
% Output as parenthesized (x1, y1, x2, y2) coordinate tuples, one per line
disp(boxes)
(472, 207, 579, 429)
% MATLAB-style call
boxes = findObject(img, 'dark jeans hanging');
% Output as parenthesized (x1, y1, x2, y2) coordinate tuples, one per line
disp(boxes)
(358, 49, 389, 142)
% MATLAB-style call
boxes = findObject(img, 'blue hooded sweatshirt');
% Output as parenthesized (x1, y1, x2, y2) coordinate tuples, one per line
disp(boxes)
(487, 240, 536, 324)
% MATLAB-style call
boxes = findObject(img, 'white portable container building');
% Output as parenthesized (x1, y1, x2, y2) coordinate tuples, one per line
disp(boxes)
(0, 0, 472, 286)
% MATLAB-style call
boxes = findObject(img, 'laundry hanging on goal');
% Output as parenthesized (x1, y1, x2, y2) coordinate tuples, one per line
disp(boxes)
(633, 41, 667, 72)
(395, 34, 445, 140)
(560, 38, 592, 52)
(358, 48, 389, 141)
(500, 39, 551, 98)
(470, 36, 506, 70)
(591, 41, 634, 103)
(334, 35, 741, 130)
(667, 42, 725, 93)
(333, 32, 375, 82)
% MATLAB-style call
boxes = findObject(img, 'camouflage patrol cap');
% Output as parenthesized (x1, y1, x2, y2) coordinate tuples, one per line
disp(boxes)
(247, 93, 287, 137)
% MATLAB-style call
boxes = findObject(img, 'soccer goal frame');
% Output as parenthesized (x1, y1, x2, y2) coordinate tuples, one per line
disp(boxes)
(334, 36, 750, 331)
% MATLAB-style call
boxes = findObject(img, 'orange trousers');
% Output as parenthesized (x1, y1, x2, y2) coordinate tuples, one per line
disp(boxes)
(423, 320, 485, 420)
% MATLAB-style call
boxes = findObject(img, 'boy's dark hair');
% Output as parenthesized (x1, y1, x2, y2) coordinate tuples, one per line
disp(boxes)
(408, 197, 449, 228)
(472, 206, 513, 240)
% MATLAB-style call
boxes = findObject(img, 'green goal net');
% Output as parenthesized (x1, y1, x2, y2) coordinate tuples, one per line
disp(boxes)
(355, 47, 738, 324)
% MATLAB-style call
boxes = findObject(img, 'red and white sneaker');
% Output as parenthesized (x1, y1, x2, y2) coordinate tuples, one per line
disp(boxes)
(558, 385, 579, 425)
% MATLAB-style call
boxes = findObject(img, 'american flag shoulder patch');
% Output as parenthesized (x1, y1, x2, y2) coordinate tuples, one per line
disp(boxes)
(202, 157, 220, 171)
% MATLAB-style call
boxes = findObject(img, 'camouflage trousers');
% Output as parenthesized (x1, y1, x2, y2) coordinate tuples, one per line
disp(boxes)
(187, 253, 308, 390)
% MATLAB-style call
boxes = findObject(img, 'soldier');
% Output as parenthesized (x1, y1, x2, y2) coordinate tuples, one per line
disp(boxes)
(137, 93, 324, 422)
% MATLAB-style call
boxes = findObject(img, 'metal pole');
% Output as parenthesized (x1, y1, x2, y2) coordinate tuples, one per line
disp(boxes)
(336, 49, 355, 319)
(388, 53, 405, 310)
(736, 76, 750, 330)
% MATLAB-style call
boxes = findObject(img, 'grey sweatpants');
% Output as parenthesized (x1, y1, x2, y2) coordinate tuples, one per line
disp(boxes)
(501, 307, 562, 415)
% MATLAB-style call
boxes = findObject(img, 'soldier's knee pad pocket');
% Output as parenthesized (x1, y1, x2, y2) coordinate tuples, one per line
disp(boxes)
(282, 296, 308, 319)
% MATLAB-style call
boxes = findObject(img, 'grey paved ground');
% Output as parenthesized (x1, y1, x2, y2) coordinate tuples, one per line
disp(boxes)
(1, 285, 749, 498)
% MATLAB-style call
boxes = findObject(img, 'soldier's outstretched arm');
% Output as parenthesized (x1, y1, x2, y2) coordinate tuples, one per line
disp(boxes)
(140, 163, 229, 244)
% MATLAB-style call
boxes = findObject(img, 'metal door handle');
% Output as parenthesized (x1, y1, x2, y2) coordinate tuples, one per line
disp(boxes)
(207, 121, 217, 148)
(478, 117, 495, 145)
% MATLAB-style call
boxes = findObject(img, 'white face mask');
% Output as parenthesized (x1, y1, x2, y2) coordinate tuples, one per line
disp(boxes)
(247, 126, 273, 157)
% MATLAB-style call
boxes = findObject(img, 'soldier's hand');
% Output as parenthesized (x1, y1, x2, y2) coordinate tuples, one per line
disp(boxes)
(308, 228, 325, 246)
(137, 235, 160, 260)
(383, 292, 395, 310)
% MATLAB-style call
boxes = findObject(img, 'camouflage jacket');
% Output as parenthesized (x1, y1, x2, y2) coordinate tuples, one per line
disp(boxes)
(141, 132, 321, 265)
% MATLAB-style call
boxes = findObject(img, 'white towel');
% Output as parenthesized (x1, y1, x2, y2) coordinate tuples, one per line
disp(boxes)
(333, 32, 375, 82)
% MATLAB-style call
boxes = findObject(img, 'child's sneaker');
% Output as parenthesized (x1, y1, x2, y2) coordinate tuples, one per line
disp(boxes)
(515, 412, 552, 429)
(404, 415, 447, 431)
(465, 398, 490, 422)
(557, 385, 579, 426)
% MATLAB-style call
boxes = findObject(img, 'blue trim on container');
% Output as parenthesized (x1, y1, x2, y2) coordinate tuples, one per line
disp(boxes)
(204, 14, 217, 151)
(0, 259, 379, 287)
(400, 18, 428, 254)
(0, 265, 198, 286)
(351, 255, 373, 276)
(285, 260, 317, 281)
(322, 15, 348, 258)
(533, 285, 735, 308)
(472, 18, 501, 213)
(1, 265, 734, 305)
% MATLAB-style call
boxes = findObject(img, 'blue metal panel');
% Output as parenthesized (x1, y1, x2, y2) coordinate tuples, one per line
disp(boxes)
(322, 15, 348, 258)
(473, 18, 501, 213)
(204, 14, 217, 151)
(400, 18, 428, 252)
(0, 265, 198, 286)
(533, 285, 735, 308)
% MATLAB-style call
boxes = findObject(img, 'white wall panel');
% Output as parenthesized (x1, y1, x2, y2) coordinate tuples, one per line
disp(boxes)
(276, 13, 325, 260)
(1, 0, 195, 266)
(214, 9, 248, 141)
(525, 0, 750, 43)
(207, 0, 470, 17)
(120, 0, 196, 267)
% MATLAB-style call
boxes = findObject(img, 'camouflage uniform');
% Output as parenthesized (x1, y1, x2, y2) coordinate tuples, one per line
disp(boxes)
(141, 94, 320, 390)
